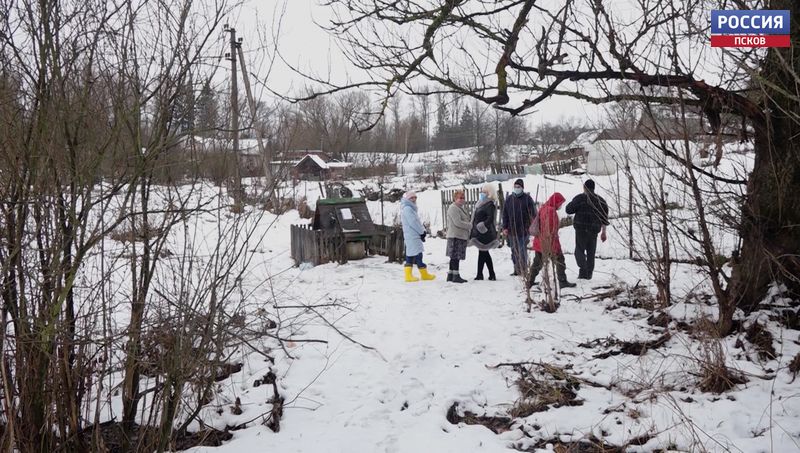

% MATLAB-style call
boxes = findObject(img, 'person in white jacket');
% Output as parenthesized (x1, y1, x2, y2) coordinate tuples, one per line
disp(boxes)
(400, 191, 435, 282)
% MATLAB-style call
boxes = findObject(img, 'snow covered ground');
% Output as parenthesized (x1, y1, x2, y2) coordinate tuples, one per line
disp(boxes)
(173, 150, 800, 453)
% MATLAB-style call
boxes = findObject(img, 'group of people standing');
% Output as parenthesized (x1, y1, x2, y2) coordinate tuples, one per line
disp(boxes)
(400, 179, 610, 288)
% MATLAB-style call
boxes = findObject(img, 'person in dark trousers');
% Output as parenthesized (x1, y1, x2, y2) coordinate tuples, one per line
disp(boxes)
(445, 190, 471, 283)
(468, 183, 500, 281)
(400, 191, 436, 282)
(526, 192, 576, 289)
(565, 179, 609, 280)
(502, 178, 537, 276)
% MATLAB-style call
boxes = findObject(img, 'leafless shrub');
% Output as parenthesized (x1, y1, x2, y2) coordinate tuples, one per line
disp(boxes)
(265, 196, 295, 214)
(109, 221, 165, 243)
(297, 197, 314, 219)
(744, 321, 777, 361)
(693, 322, 747, 394)
(536, 251, 560, 313)
(788, 353, 800, 382)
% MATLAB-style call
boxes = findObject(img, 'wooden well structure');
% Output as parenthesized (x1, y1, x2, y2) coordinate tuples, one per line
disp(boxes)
(291, 198, 404, 266)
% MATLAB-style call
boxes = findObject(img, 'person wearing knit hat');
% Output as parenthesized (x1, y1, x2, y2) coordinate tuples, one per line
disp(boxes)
(400, 190, 435, 282)
(502, 178, 537, 276)
(565, 179, 609, 280)
(526, 192, 576, 289)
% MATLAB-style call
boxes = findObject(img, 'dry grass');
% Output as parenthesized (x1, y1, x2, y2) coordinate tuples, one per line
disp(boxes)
(515, 435, 626, 452)
(264, 196, 295, 214)
(109, 223, 163, 243)
(788, 353, 800, 382)
(587, 282, 655, 311)
(296, 197, 313, 219)
(696, 337, 746, 393)
(578, 333, 670, 359)
(446, 402, 513, 434)
(745, 321, 777, 360)
(509, 363, 583, 418)
(647, 311, 672, 328)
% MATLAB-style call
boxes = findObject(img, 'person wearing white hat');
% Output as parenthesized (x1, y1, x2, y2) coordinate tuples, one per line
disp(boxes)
(400, 191, 435, 282)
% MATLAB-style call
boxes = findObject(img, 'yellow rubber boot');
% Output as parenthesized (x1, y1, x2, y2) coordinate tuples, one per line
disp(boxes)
(419, 267, 436, 281)
(405, 265, 419, 282)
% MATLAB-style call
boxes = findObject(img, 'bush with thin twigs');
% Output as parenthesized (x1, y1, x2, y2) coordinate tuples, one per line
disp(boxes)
(694, 328, 747, 393)
(787, 353, 800, 382)
(297, 197, 314, 219)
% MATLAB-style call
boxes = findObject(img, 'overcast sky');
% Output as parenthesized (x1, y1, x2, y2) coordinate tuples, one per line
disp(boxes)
(227, 0, 603, 129)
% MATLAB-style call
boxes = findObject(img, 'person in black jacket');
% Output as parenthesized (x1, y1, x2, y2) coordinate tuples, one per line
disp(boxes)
(502, 178, 537, 276)
(565, 179, 609, 280)
(468, 183, 501, 280)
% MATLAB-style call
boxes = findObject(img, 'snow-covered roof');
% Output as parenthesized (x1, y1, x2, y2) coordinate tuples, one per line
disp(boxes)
(569, 130, 602, 148)
(326, 162, 352, 168)
(296, 154, 352, 170)
(307, 154, 328, 168)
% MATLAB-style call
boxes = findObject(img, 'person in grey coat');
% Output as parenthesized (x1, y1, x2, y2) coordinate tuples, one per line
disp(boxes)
(400, 190, 435, 282)
(445, 189, 471, 283)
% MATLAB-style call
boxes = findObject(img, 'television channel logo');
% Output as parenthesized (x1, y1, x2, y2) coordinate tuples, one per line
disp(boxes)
(711, 10, 790, 48)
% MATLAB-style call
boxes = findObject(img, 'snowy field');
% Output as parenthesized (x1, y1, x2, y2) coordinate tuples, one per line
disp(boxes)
(139, 149, 800, 453)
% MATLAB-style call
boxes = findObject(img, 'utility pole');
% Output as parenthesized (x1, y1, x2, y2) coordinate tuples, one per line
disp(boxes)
(236, 44, 273, 191)
(225, 24, 242, 202)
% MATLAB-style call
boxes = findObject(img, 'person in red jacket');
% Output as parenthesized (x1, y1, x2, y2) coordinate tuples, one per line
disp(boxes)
(526, 192, 576, 289)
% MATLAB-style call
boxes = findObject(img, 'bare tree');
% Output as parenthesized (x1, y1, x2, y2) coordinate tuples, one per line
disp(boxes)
(417, 87, 432, 152)
(529, 120, 587, 162)
(298, 91, 368, 161)
(0, 0, 292, 450)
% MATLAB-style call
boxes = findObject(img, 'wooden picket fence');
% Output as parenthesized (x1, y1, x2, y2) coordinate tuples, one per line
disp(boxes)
(290, 224, 348, 266)
(370, 224, 405, 263)
(542, 157, 582, 175)
(290, 223, 405, 266)
(440, 183, 504, 230)
(490, 163, 526, 175)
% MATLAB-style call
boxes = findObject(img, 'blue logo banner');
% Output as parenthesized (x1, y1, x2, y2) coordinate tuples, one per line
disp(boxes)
(711, 10, 790, 35)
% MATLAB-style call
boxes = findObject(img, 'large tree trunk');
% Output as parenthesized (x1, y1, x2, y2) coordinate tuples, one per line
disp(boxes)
(728, 0, 800, 322)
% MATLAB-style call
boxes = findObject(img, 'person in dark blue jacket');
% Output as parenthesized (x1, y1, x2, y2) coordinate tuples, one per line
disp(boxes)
(565, 179, 609, 280)
(502, 179, 537, 276)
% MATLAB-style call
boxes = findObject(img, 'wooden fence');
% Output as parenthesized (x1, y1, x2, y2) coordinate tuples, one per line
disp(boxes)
(489, 158, 581, 176)
(542, 157, 582, 175)
(440, 183, 504, 230)
(370, 224, 405, 263)
(290, 223, 405, 266)
(490, 163, 526, 175)
(290, 224, 348, 266)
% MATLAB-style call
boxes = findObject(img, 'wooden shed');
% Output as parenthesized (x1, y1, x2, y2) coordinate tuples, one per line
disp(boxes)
(294, 154, 352, 180)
